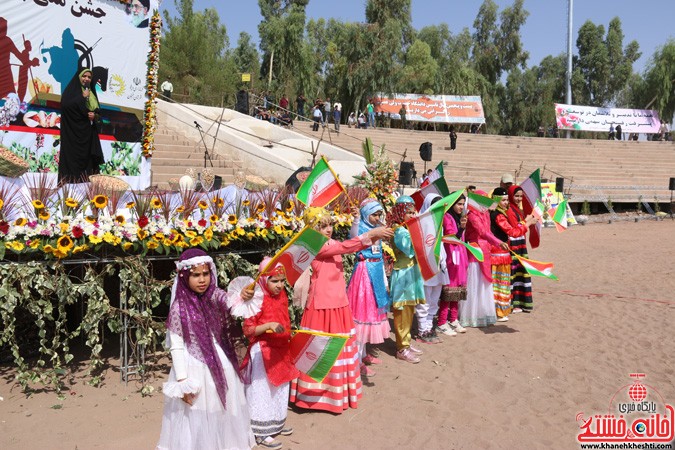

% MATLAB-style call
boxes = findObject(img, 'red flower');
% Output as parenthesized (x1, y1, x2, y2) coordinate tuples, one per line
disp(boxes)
(72, 225, 84, 239)
(198, 219, 207, 228)
(138, 215, 149, 228)
(264, 220, 272, 228)
(0, 220, 8, 235)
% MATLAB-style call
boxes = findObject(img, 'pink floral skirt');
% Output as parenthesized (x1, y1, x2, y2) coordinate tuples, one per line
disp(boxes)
(347, 263, 391, 344)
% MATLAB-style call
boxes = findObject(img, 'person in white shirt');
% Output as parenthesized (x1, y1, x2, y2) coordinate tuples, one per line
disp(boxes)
(161, 77, 173, 100)
(333, 101, 342, 132)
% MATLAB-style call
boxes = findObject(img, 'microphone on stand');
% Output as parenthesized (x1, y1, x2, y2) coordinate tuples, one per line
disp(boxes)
(194, 121, 202, 129)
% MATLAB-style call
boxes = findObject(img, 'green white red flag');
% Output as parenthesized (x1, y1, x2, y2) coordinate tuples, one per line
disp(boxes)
(466, 191, 497, 213)
(519, 168, 542, 248)
(411, 176, 450, 211)
(419, 161, 444, 187)
(261, 226, 328, 285)
(406, 191, 463, 280)
(296, 156, 346, 207)
(513, 254, 558, 280)
(547, 199, 569, 232)
(441, 235, 484, 262)
(290, 329, 349, 382)
(531, 199, 546, 223)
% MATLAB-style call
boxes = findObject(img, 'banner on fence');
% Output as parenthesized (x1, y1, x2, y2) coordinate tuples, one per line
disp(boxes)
(554, 103, 661, 134)
(374, 93, 485, 124)
(0, 0, 158, 188)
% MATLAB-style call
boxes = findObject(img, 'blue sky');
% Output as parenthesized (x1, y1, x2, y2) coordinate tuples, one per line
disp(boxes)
(161, 0, 674, 74)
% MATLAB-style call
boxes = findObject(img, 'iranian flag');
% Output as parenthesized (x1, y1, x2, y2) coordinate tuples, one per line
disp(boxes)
(441, 235, 484, 262)
(296, 156, 346, 207)
(519, 168, 543, 248)
(419, 161, 444, 187)
(548, 199, 569, 232)
(466, 191, 497, 213)
(261, 227, 328, 285)
(531, 199, 546, 223)
(513, 254, 558, 281)
(290, 330, 349, 382)
(411, 176, 450, 211)
(406, 190, 463, 280)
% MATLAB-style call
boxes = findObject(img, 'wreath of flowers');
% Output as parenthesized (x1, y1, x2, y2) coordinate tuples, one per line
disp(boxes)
(141, 10, 161, 158)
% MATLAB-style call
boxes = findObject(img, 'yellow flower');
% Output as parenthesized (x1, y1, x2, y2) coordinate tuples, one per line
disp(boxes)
(38, 211, 50, 221)
(32, 199, 45, 210)
(59, 222, 69, 234)
(29, 239, 41, 249)
(137, 229, 148, 240)
(73, 244, 89, 254)
(53, 248, 68, 259)
(204, 227, 213, 241)
(7, 241, 25, 251)
(212, 197, 224, 208)
(126, 201, 136, 209)
(209, 214, 218, 223)
(273, 224, 284, 234)
(256, 203, 265, 213)
(220, 237, 230, 247)
(246, 231, 255, 240)
(228, 214, 237, 225)
(236, 227, 245, 236)
(198, 200, 208, 210)
(92, 195, 108, 209)
(115, 215, 126, 225)
(57, 235, 74, 252)
(258, 228, 268, 238)
(89, 234, 103, 244)
(85, 215, 96, 224)
(146, 240, 159, 250)
(162, 238, 173, 246)
(242, 200, 250, 207)
(43, 244, 55, 254)
(176, 206, 185, 213)
(103, 232, 116, 244)
(285, 201, 294, 212)
(0, 198, 5, 209)
(151, 198, 162, 209)
(65, 198, 78, 208)
(189, 236, 203, 247)
(184, 230, 197, 239)
(122, 242, 133, 251)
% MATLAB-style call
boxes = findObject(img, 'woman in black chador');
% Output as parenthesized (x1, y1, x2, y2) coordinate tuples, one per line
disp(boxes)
(58, 68, 104, 183)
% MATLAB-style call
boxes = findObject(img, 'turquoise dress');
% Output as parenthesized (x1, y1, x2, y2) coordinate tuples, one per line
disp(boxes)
(390, 226, 425, 309)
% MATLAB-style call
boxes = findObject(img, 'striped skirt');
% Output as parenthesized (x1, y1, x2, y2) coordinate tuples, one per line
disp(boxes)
(289, 304, 362, 414)
(491, 251, 512, 318)
(509, 235, 533, 311)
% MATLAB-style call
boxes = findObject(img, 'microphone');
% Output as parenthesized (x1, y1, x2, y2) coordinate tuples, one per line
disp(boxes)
(83, 81, 90, 94)
(194, 121, 201, 129)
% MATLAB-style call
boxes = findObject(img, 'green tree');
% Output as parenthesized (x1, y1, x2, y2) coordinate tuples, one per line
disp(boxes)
(400, 40, 438, 94)
(232, 32, 261, 85)
(637, 39, 675, 122)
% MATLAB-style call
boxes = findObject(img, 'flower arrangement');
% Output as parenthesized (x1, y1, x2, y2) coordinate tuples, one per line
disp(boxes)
(140, 10, 161, 158)
(352, 145, 399, 212)
(0, 181, 355, 261)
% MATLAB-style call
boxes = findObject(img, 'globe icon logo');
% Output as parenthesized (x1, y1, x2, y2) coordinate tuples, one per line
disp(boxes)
(629, 382, 647, 402)
(635, 423, 646, 433)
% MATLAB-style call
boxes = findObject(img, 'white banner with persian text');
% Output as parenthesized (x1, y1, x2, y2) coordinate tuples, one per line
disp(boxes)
(555, 103, 661, 134)
(0, 0, 159, 188)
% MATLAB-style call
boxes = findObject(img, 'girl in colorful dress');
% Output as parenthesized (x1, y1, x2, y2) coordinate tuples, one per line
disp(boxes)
(347, 199, 392, 375)
(290, 207, 392, 413)
(416, 193, 449, 343)
(386, 196, 425, 363)
(437, 194, 468, 335)
(459, 191, 509, 328)
(507, 185, 536, 313)
(490, 188, 537, 321)
(231, 258, 299, 449)
(157, 248, 254, 450)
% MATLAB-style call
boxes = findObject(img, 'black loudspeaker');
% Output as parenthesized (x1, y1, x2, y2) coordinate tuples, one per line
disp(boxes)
(285, 166, 312, 193)
(669, 177, 675, 190)
(235, 90, 249, 115)
(419, 142, 432, 161)
(398, 161, 414, 185)
(555, 177, 564, 192)
(212, 175, 222, 191)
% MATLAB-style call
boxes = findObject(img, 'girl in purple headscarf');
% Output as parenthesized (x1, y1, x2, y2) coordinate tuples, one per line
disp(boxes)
(157, 248, 255, 450)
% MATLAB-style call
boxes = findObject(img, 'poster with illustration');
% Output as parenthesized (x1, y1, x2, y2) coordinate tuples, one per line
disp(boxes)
(541, 182, 576, 225)
(0, 0, 159, 189)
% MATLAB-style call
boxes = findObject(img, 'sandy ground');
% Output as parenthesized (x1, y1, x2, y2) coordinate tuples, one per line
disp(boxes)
(1, 218, 675, 449)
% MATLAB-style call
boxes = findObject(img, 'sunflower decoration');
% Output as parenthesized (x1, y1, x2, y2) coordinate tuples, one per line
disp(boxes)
(14, 217, 27, 227)
(151, 197, 162, 209)
(32, 199, 45, 210)
(198, 200, 208, 210)
(114, 215, 126, 225)
(227, 214, 237, 225)
(38, 210, 50, 221)
(0, 198, 4, 210)
(56, 235, 74, 254)
(65, 197, 79, 208)
(92, 194, 108, 210)
(209, 214, 219, 224)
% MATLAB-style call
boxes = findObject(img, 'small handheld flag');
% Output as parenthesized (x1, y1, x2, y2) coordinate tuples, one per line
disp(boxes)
(547, 199, 569, 232)
(296, 156, 346, 207)
(441, 235, 484, 262)
(466, 191, 497, 213)
(290, 330, 349, 382)
(513, 253, 558, 280)
(259, 227, 328, 286)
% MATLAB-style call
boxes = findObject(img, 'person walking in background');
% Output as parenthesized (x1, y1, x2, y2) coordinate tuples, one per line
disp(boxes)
(366, 99, 375, 129)
(323, 97, 331, 125)
(399, 104, 407, 130)
(333, 100, 342, 132)
(296, 93, 306, 120)
(608, 125, 615, 140)
(449, 125, 458, 150)
(615, 124, 622, 141)
(160, 77, 173, 100)
(279, 94, 289, 112)
(312, 103, 323, 131)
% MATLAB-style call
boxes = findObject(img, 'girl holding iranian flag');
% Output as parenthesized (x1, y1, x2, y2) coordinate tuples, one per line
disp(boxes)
(459, 190, 509, 328)
(290, 207, 392, 413)
(228, 258, 299, 450)
(507, 185, 536, 313)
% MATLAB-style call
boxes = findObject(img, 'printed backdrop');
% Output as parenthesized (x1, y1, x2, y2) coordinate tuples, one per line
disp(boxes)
(374, 93, 485, 124)
(0, 0, 159, 188)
